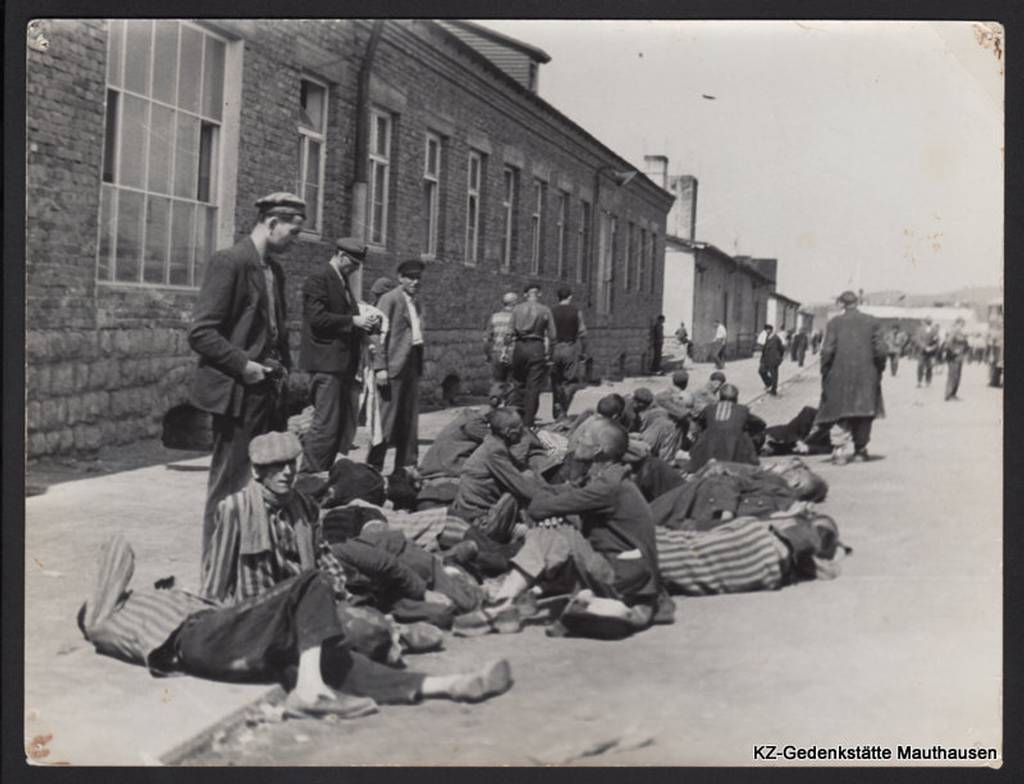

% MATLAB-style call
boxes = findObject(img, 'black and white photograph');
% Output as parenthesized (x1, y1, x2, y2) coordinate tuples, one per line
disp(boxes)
(16, 16, 1003, 767)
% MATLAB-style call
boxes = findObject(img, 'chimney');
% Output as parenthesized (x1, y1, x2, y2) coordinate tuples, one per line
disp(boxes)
(643, 155, 669, 189)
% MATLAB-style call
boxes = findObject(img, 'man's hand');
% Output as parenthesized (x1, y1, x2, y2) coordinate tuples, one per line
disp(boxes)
(375, 369, 390, 386)
(537, 517, 563, 529)
(242, 360, 269, 385)
(353, 314, 379, 332)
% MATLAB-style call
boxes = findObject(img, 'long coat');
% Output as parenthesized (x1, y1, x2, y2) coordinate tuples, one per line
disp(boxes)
(373, 287, 425, 378)
(814, 308, 887, 425)
(188, 238, 290, 418)
(299, 263, 362, 375)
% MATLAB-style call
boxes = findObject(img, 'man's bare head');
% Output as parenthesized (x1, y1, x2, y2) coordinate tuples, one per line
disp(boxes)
(596, 393, 626, 421)
(489, 406, 524, 444)
(719, 383, 739, 402)
(574, 418, 628, 463)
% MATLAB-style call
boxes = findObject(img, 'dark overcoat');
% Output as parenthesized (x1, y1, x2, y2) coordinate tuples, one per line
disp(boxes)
(814, 308, 887, 424)
(188, 238, 289, 418)
(299, 263, 362, 375)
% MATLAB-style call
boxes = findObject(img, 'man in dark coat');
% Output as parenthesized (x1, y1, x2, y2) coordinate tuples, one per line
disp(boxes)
(790, 329, 809, 367)
(299, 238, 380, 472)
(758, 325, 785, 395)
(687, 384, 766, 471)
(188, 192, 305, 560)
(813, 290, 887, 464)
(368, 259, 427, 471)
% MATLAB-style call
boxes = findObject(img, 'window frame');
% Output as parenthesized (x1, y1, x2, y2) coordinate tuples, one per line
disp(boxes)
(529, 178, 545, 276)
(576, 199, 591, 284)
(624, 221, 635, 291)
(649, 231, 659, 294)
(296, 75, 328, 237)
(500, 166, 517, 272)
(97, 19, 229, 290)
(422, 131, 442, 257)
(465, 149, 483, 266)
(367, 108, 392, 247)
(555, 190, 568, 280)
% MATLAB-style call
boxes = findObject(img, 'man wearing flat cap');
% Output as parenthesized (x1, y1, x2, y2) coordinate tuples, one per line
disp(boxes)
(189, 192, 306, 563)
(367, 259, 427, 472)
(813, 290, 887, 464)
(299, 238, 381, 472)
(509, 281, 556, 427)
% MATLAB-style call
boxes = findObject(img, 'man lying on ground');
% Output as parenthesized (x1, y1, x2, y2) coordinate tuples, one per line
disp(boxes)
(651, 457, 828, 528)
(79, 536, 512, 719)
(457, 418, 671, 640)
(761, 406, 833, 456)
(687, 383, 766, 471)
(657, 510, 847, 596)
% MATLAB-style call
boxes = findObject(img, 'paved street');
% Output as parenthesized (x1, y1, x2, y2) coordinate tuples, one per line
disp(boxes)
(23, 355, 1001, 766)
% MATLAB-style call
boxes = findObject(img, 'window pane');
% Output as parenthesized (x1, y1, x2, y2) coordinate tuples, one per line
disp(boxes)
(306, 139, 321, 186)
(174, 112, 199, 199)
(469, 155, 479, 188)
(118, 94, 147, 189)
(114, 189, 144, 282)
(102, 90, 118, 183)
(107, 20, 124, 88)
(198, 122, 218, 203)
(202, 36, 225, 120)
(194, 205, 216, 285)
(426, 138, 438, 176)
(152, 20, 178, 104)
(124, 20, 152, 96)
(97, 185, 116, 280)
(374, 115, 388, 156)
(304, 184, 319, 229)
(147, 103, 174, 194)
(143, 195, 170, 284)
(300, 80, 325, 132)
(169, 200, 195, 286)
(177, 25, 202, 113)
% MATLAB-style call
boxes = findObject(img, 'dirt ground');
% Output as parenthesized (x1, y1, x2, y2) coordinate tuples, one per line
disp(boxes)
(185, 361, 1002, 767)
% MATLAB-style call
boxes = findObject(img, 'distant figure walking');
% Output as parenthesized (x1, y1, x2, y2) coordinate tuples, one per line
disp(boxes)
(813, 290, 887, 465)
(913, 318, 941, 387)
(757, 325, 785, 396)
(712, 320, 728, 369)
(790, 329, 809, 367)
(942, 318, 970, 401)
(649, 315, 666, 374)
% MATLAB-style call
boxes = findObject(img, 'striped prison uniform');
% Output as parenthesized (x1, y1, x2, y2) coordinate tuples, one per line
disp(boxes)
(656, 517, 792, 596)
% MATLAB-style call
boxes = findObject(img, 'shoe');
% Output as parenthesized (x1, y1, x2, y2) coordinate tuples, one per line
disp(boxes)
(452, 604, 522, 637)
(449, 659, 513, 702)
(852, 450, 869, 463)
(283, 690, 379, 720)
(398, 622, 445, 653)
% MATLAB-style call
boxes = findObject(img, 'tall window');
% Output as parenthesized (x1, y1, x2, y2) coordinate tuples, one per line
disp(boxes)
(555, 191, 568, 280)
(368, 110, 391, 246)
(98, 20, 226, 287)
(576, 200, 591, 284)
(297, 77, 327, 234)
(500, 166, 517, 271)
(529, 179, 545, 275)
(422, 132, 442, 256)
(649, 231, 659, 294)
(639, 228, 648, 293)
(597, 213, 616, 315)
(624, 221, 635, 291)
(465, 150, 483, 265)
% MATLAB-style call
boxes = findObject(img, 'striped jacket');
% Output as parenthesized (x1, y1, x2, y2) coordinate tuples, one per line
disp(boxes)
(200, 481, 347, 604)
(656, 517, 792, 596)
(80, 535, 215, 674)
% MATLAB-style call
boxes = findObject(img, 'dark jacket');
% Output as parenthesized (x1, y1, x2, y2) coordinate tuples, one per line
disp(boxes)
(373, 287, 426, 378)
(688, 401, 765, 471)
(815, 308, 887, 425)
(299, 263, 362, 375)
(760, 334, 785, 368)
(188, 238, 289, 418)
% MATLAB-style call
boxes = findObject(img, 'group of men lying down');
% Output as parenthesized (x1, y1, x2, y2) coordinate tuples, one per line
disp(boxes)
(78, 372, 847, 720)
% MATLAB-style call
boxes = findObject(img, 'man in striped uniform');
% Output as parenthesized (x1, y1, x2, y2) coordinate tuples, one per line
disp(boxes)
(656, 512, 844, 596)
(78, 535, 513, 717)
(687, 384, 766, 471)
(483, 292, 518, 383)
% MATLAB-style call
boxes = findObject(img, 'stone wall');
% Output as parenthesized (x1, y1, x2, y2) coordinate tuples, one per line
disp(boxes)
(25, 19, 671, 459)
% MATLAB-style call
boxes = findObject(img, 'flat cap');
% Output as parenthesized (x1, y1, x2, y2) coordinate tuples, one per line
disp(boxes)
(249, 431, 302, 465)
(523, 280, 542, 293)
(255, 192, 306, 219)
(336, 237, 368, 260)
(502, 292, 519, 306)
(397, 258, 425, 277)
(836, 290, 859, 305)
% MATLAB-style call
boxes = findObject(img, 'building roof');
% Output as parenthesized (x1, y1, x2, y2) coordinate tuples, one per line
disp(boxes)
(441, 20, 552, 63)
(667, 239, 776, 285)
(769, 291, 801, 307)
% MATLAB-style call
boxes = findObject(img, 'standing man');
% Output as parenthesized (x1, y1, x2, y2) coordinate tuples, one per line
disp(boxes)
(649, 315, 666, 375)
(758, 325, 785, 396)
(674, 321, 691, 366)
(942, 318, 970, 401)
(914, 317, 941, 388)
(483, 292, 518, 383)
(367, 260, 427, 472)
(510, 281, 556, 428)
(299, 238, 380, 472)
(550, 285, 589, 420)
(790, 328, 809, 367)
(712, 320, 728, 369)
(813, 290, 887, 465)
(883, 325, 904, 377)
(189, 192, 305, 560)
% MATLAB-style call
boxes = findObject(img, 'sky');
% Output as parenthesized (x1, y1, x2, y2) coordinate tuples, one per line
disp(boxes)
(481, 20, 1003, 304)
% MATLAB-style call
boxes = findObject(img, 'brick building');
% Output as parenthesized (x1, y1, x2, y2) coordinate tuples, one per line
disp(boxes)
(25, 19, 673, 459)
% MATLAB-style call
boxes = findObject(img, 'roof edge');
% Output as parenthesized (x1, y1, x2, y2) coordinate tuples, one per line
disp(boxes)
(446, 20, 552, 63)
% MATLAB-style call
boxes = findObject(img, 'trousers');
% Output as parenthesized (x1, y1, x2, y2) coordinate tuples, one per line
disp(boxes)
(917, 353, 935, 385)
(170, 571, 424, 704)
(945, 357, 963, 399)
(712, 340, 726, 369)
(368, 347, 423, 471)
(758, 363, 780, 394)
(888, 353, 900, 377)
(303, 371, 359, 472)
(828, 417, 874, 454)
(550, 341, 580, 419)
(512, 340, 548, 427)
(203, 381, 284, 563)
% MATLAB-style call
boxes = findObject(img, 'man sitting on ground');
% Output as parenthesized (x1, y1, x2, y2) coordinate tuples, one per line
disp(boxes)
(462, 418, 667, 640)
(631, 387, 686, 462)
(687, 383, 765, 471)
(691, 370, 727, 412)
(79, 535, 512, 719)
